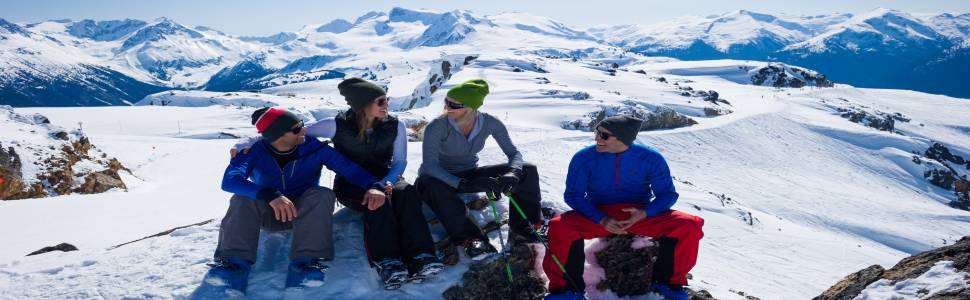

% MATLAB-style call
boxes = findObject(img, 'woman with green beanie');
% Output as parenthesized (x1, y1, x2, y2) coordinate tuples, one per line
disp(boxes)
(416, 79, 544, 259)
(231, 78, 443, 289)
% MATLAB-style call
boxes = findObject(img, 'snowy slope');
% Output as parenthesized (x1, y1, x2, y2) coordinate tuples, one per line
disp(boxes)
(1, 41, 969, 300)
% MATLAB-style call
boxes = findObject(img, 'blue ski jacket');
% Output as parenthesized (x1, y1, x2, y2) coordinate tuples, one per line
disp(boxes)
(221, 138, 379, 201)
(564, 144, 679, 223)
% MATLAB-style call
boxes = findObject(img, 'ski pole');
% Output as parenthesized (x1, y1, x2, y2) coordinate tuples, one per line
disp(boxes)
(486, 191, 515, 299)
(504, 192, 585, 297)
(486, 192, 515, 284)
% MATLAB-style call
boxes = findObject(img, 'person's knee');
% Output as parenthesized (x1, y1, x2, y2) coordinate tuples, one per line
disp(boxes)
(304, 187, 336, 208)
(680, 214, 704, 238)
(522, 162, 538, 174)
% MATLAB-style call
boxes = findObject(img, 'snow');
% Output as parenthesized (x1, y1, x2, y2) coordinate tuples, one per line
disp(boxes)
(854, 261, 969, 299)
(2, 7, 970, 300)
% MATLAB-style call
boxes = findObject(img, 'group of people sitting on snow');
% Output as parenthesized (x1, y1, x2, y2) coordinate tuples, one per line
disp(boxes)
(205, 77, 705, 300)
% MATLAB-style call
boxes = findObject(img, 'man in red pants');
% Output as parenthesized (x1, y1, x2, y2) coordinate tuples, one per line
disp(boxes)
(543, 115, 704, 300)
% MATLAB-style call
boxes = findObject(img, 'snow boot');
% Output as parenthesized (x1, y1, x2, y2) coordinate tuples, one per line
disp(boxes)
(374, 258, 408, 290)
(461, 238, 497, 261)
(285, 257, 329, 290)
(407, 253, 444, 283)
(204, 256, 252, 297)
(651, 282, 688, 300)
(544, 289, 586, 300)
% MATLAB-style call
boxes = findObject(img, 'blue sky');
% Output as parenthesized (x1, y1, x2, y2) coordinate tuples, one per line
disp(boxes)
(2, 0, 968, 36)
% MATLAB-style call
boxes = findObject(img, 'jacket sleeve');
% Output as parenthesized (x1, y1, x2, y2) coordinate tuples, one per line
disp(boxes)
(643, 152, 679, 217)
(488, 115, 524, 171)
(382, 122, 408, 184)
(564, 150, 607, 223)
(305, 118, 337, 139)
(420, 119, 463, 188)
(220, 149, 279, 201)
(318, 144, 380, 189)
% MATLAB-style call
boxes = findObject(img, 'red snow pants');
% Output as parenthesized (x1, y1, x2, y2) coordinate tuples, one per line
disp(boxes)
(542, 204, 704, 292)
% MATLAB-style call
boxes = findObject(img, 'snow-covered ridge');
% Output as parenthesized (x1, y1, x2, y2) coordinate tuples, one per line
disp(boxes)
(4, 7, 970, 106)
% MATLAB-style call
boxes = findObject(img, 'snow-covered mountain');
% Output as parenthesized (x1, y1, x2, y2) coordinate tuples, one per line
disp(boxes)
(596, 8, 970, 98)
(3, 7, 969, 107)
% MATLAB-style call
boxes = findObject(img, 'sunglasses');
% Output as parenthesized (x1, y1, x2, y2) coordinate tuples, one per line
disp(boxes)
(596, 130, 613, 140)
(375, 97, 388, 107)
(289, 122, 305, 135)
(445, 100, 465, 110)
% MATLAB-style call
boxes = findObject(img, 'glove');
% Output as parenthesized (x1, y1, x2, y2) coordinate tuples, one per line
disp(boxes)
(458, 176, 502, 196)
(497, 169, 522, 194)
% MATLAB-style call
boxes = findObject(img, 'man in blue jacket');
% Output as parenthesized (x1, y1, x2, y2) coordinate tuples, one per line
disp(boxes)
(206, 107, 386, 296)
(543, 115, 704, 300)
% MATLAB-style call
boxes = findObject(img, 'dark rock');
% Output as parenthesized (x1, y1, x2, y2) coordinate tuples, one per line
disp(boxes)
(816, 236, 970, 299)
(836, 107, 896, 132)
(512, 67, 524, 72)
(442, 237, 546, 300)
(51, 131, 69, 140)
(634, 70, 647, 75)
(812, 265, 885, 300)
(751, 64, 833, 88)
(594, 235, 659, 297)
(689, 289, 718, 300)
(562, 102, 698, 132)
(27, 242, 78, 256)
(77, 170, 127, 194)
(925, 169, 956, 190)
(925, 143, 968, 169)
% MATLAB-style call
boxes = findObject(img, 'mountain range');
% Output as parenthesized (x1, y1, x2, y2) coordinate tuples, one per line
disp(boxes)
(1, 7, 968, 107)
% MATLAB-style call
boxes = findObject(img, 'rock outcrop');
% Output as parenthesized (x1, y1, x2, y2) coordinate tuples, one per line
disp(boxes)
(562, 101, 698, 132)
(815, 236, 970, 300)
(0, 106, 128, 200)
(390, 54, 478, 111)
(750, 63, 834, 88)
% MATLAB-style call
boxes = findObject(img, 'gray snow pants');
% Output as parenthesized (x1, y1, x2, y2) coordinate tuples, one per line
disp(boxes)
(213, 186, 336, 263)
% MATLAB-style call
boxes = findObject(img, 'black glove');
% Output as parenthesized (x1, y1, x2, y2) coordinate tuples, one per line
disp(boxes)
(458, 176, 502, 196)
(497, 169, 522, 194)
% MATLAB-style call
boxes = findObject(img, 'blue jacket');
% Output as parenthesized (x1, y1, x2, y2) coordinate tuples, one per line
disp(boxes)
(221, 138, 379, 201)
(564, 144, 679, 223)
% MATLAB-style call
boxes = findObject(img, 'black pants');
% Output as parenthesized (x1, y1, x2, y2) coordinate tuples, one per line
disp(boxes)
(416, 163, 543, 243)
(334, 178, 435, 263)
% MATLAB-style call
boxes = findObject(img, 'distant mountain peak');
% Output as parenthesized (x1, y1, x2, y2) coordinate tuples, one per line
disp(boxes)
(0, 18, 30, 36)
(315, 19, 353, 33)
(354, 11, 388, 25)
(120, 18, 202, 50)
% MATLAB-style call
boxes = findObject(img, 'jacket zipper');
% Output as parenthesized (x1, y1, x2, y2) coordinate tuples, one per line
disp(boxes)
(614, 154, 620, 188)
(277, 162, 287, 190)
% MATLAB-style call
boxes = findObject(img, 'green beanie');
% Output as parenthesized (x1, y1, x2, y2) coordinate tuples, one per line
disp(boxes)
(446, 79, 489, 110)
(338, 77, 386, 111)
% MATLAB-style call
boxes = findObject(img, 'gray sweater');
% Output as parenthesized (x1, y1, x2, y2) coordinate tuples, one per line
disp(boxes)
(418, 112, 523, 188)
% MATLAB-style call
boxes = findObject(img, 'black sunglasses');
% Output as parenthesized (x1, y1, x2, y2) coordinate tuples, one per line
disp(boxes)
(289, 122, 305, 134)
(375, 97, 388, 107)
(596, 130, 613, 140)
(445, 100, 465, 110)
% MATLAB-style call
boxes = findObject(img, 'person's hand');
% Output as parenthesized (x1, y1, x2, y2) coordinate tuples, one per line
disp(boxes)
(383, 183, 393, 195)
(269, 196, 298, 222)
(600, 217, 626, 235)
(229, 147, 251, 158)
(615, 208, 647, 231)
(497, 170, 521, 194)
(458, 177, 502, 196)
(362, 188, 386, 211)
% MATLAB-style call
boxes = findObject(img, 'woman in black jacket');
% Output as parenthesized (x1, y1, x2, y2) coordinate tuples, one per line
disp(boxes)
(233, 78, 441, 289)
